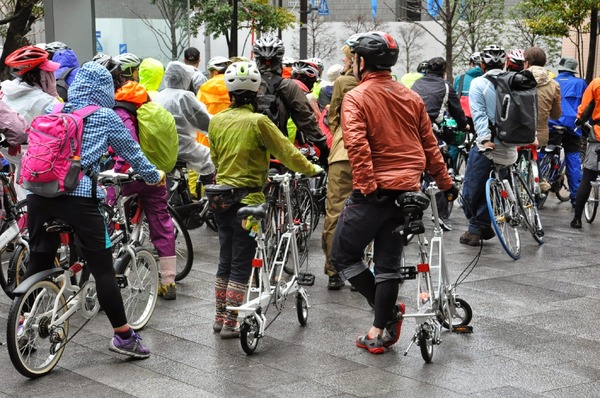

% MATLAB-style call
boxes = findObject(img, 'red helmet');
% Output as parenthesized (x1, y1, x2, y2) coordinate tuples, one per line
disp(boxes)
(506, 49, 525, 71)
(5, 46, 51, 76)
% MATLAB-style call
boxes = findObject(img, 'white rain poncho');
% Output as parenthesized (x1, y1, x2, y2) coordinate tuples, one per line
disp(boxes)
(153, 61, 215, 175)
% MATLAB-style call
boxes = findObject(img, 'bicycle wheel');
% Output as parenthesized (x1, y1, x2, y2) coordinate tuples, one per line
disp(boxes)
(537, 155, 553, 209)
(555, 174, 570, 202)
(454, 151, 468, 209)
(418, 328, 433, 363)
(296, 291, 308, 326)
(240, 316, 260, 355)
(3, 244, 29, 299)
(284, 184, 315, 275)
(441, 297, 473, 329)
(513, 172, 544, 245)
(7, 279, 69, 378)
(486, 178, 521, 260)
(169, 207, 193, 282)
(585, 185, 599, 223)
(263, 201, 281, 269)
(120, 248, 159, 330)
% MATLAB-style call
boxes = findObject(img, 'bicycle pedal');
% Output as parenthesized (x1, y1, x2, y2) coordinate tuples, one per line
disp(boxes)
(297, 272, 315, 286)
(399, 266, 418, 280)
(452, 325, 473, 334)
(115, 274, 128, 288)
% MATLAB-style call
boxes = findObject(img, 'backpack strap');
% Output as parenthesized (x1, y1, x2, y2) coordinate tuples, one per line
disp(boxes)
(71, 105, 101, 198)
(458, 74, 466, 97)
(435, 81, 450, 125)
(57, 66, 75, 81)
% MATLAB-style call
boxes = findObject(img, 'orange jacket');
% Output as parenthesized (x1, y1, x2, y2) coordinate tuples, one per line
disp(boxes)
(577, 77, 600, 142)
(198, 74, 230, 115)
(341, 71, 452, 194)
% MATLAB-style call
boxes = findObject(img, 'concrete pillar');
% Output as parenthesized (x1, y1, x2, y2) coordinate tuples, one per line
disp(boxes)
(44, 0, 96, 63)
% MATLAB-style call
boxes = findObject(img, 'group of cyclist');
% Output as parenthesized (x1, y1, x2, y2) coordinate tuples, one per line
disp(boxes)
(3, 26, 600, 365)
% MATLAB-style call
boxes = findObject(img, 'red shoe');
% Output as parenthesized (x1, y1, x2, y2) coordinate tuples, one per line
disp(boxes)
(356, 333, 385, 355)
(383, 302, 405, 348)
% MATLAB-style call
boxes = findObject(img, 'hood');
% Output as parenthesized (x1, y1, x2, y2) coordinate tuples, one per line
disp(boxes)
(115, 81, 149, 107)
(53, 49, 79, 72)
(139, 57, 164, 92)
(67, 61, 115, 108)
(163, 61, 194, 90)
(529, 65, 551, 86)
(1, 78, 37, 101)
(466, 66, 483, 78)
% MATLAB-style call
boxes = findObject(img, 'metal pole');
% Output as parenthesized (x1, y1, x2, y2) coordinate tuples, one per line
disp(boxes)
(278, 0, 283, 39)
(231, 0, 238, 58)
(300, 0, 307, 59)
(187, 0, 191, 47)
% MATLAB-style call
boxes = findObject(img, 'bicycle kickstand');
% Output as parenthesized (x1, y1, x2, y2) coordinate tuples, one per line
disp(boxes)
(403, 330, 419, 356)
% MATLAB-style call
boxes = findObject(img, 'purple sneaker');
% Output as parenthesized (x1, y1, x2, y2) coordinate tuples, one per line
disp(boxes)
(109, 331, 150, 359)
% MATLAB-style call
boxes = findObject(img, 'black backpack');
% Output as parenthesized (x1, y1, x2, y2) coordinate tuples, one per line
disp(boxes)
(485, 70, 538, 145)
(56, 67, 76, 102)
(256, 75, 286, 135)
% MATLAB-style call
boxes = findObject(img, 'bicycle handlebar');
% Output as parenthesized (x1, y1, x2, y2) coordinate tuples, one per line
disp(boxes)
(97, 170, 143, 185)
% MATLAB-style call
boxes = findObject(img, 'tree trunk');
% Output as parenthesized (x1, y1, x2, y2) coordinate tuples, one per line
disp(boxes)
(0, 0, 35, 80)
(445, 0, 453, 83)
(586, 8, 598, 84)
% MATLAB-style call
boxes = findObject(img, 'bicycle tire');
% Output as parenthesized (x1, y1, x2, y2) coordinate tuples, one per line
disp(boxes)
(486, 178, 521, 260)
(441, 297, 473, 329)
(454, 151, 468, 210)
(3, 243, 29, 299)
(119, 248, 159, 330)
(418, 328, 433, 363)
(513, 172, 544, 245)
(585, 185, 599, 223)
(240, 316, 260, 355)
(284, 184, 314, 275)
(296, 291, 308, 326)
(555, 175, 570, 202)
(168, 206, 194, 282)
(7, 279, 68, 378)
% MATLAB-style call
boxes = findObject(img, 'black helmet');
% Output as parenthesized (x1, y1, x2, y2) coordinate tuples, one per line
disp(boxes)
(346, 31, 399, 70)
(427, 57, 446, 73)
(252, 35, 285, 61)
(417, 61, 429, 73)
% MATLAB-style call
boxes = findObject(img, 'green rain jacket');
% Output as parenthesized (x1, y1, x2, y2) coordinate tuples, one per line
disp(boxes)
(208, 104, 320, 205)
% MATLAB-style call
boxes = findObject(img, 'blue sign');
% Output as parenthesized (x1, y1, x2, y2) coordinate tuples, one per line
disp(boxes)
(318, 0, 329, 16)
(119, 43, 128, 54)
(96, 30, 101, 39)
(96, 39, 103, 53)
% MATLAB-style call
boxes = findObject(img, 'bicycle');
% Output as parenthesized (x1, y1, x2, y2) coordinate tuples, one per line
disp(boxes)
(0, 171, 31, 299)
(537, 126, 570, 208)
(5, 198, 159, 378)
(399, 184, 473, 363)
(99, 170, 193, 282)
(485, 155, 545, 260)
(584, 147, 600, 223)
(168, 161, 218, 232)
(229, 172, 316, 355)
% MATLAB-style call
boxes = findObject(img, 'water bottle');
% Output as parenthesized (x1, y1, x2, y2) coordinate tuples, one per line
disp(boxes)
(64, 156, 82, 191)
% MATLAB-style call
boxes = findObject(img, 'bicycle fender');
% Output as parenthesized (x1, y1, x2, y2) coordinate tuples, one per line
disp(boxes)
(11, 268, 64, 295)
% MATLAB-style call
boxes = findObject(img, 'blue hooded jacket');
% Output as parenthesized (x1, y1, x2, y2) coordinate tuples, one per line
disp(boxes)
(53, 49, 80, 85)
(549, 71, 588, 135)
(59, 62, 160, 198)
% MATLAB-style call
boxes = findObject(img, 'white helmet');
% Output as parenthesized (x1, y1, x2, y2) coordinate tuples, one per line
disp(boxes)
(207, 56, 232, 72)
(224, 62, 261, 93)
(114, 52, 141, 76)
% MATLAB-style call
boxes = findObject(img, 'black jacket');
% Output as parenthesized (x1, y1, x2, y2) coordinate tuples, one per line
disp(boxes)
(411, 74, 468, 130)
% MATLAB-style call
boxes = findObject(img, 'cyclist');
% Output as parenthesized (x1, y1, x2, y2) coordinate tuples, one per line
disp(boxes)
(400, 60, 427, 89)
(183, 46, 208, 94)
(453, 52, 482, 121)
(23, 61, 165, 358)
(506, 49, 525, 72)
(571, 77, 600, 228)
(460, 45, 511, 246)
(114, 52, 141, 82)
(44, 41, 69, 60)
(198, 56, 232, 115)
(52, 48, 81, 101)
(317, 63, 344, 110)
(291, 59, 321, 119)
(282, 57, 295, 79)
(95, 55, 178, 300)
(207, 61, 322, 338)
(307, 56, 324, 99)
(549, 57, 587, 208)
(322, 42, 358, 291)
(411, 56, 468, 230)
(152, 61, 215, 180)
(252, 36, 330, 165)
(331, 32, 456, 354)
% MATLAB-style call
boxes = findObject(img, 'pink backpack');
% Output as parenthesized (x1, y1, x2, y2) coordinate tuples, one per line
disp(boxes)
(20, 104, 100, 197)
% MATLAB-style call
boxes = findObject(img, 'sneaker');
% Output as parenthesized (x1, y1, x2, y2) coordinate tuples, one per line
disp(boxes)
(539, 180, 551, 193)
(438, 217, 453, 231)
(571, 218, 582, 229)
(382, 302, 405, 348)
(481, 228, 496, 241)
(327, 275, 345, 291)
(158, 283, 176, 300)
(220, 326, 240, 339)
(213, 319, 224, 333)
(109, 331, 150, 359)
(356, 333, 385, 355)
(459, 231, 481, 246)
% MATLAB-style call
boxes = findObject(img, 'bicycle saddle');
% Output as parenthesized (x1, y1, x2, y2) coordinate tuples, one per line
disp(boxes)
(237, 203, 268, 220)
(44, 218, 72, 233)
(395, 191, 430, 215)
